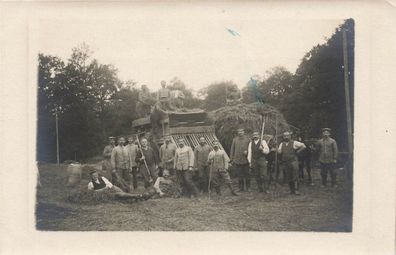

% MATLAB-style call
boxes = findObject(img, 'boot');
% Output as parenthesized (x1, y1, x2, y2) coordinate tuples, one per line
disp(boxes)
(215, 186, 221, 195)
(262, 179, 269, 194)
(294, 181, 300, 195)
(238, 179, 244, 192)
(289, 181, 295, 194)
(257, 178, 264, 192)
(246, 178, 251, 192)
(227, 183, 238, 196)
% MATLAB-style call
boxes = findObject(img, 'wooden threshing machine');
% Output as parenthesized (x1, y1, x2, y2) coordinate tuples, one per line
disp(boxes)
(131, 108, 228, 155)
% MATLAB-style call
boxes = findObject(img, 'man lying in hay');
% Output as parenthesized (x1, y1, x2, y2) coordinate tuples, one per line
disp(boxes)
(153, 169, 181, 198)
(68, 170, 156, 204)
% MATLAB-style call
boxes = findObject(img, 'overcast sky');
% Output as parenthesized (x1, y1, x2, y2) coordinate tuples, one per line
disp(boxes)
(38, 9, 342, 91)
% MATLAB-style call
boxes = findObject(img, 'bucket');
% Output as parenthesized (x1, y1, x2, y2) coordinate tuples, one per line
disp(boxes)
(67, 163, 82, 186)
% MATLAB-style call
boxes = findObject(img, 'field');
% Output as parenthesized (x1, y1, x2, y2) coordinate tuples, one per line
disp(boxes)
(36, 163, 352, 231)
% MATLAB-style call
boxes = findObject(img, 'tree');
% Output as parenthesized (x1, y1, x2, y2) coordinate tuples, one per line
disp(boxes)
(203, 81, 240, 111)
(37, 44, 124, 162)
(286, 19, 354, 150)
(260, 66, 294, 111)
(167, 77, 203, 109)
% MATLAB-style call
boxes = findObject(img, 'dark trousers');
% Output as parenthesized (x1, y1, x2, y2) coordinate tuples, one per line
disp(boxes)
(298, 157, 312, 183)
(281, 160, 299, 193)
(194, 165, 209, 192)
(112, 168, 130, 192)
(320, 163, 337, 186)
(131, 167, 138, 190)
(236, 163, 250, 191)
(141, 164, 159, 188)
(176, 170, 199, 197)
(251, 157, 268, 192)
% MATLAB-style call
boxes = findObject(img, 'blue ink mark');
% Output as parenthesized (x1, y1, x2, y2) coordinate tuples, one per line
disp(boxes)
(247, 77, 264, 104)
(226, 28, 240, 37)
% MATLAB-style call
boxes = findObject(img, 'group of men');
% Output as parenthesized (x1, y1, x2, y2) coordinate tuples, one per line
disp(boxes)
(92, 126, 338, 199)
(231, 127, 339, 195)
(97, 133, 238, 199)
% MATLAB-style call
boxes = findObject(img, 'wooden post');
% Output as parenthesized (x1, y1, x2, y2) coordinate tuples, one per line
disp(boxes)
(343, 29, 353, 179)
(55, 111, 60, 165)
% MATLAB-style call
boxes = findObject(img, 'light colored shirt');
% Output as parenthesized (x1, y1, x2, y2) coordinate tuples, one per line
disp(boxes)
(247, 139, 270, 164)
(87, 177, 113, 190)
(316, 138, 338, 163)
(127, 144, 139, 168)
(208, 149, 229, 170)
(158, 88, 171, 99)
(278, 140, 306, 153)
(103, 144, 114, 159)
(111, 145, 130, 169)
(174, 146, 194, 170)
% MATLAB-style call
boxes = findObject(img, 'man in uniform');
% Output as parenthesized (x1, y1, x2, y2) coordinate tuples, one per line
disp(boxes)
(208, 140, 238, 196)
(315, 128, 338, 188)
(127, 136, 139, 190)
(174, 138, 199, 199)
(193, 137, 212, 193)
(159, 136, 177, 176)
(111, 137, 131, 192)
(136, 138, 160, 188)
(144, 132, 160, 161)
(278, 131, 306, 195)
(230, 128, 251, 192)
(102, 136, 115, 180)
(247, 132, 270, 193)
(158, 80, 171, 110)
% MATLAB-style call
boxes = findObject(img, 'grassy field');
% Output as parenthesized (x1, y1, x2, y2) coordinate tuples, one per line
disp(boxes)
(36, 163, 352, 231)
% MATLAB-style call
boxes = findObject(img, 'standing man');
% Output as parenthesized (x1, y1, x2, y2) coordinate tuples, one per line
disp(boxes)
(315, 128, 338, 188)
(158, 80, 171, 110)
(145, 132, 160, 162)
(127, 136, 139, 190)
(193, 137, 212, 193)
(208, 140, 238, 196)
(230, 128, 251, 192)
(247, 131, 270, 193)
(159, 136, 177, 176)
(102, 136, 115, 180)
(278, 132, 306, 195)
(174, 138, 199, 199)
(136, 138, 160, 188)
(111, 137, 130, 192)
(296, 135, 313, 186)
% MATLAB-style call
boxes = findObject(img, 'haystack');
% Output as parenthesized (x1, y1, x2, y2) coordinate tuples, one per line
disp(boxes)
(208, 102, 292, 152)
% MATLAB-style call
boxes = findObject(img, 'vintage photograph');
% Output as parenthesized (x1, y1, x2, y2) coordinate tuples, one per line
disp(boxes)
(36, 11, 354, 231)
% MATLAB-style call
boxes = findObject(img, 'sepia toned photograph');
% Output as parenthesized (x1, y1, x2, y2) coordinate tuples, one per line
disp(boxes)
(35, 9, 354, 232)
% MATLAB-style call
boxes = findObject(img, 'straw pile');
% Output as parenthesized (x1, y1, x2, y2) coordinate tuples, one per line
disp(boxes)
(208, 102, 291, 152)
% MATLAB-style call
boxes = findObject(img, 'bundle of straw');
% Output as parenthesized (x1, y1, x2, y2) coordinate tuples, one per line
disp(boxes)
(208, 102, 291, 153)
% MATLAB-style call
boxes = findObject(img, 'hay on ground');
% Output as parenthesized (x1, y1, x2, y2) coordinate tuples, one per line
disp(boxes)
(67, 189, 114, 205)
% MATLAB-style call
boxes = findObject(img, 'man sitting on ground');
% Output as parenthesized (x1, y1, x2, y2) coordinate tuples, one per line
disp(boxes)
(153, 170, 181, 198)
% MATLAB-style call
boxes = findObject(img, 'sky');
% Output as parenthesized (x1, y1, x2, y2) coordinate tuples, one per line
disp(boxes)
(38, 8, 343, 91)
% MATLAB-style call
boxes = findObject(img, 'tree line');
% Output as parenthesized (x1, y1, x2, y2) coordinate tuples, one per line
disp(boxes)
(37, 19, 354, 163)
